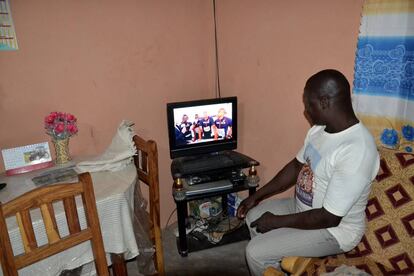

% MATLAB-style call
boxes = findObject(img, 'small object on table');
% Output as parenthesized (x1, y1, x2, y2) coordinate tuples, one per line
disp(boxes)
(0, 183, 6, 190)
(1, 142, 53, 176)
(44, 111, 78, 165)
(31, 166, 78, 186)
(52, 138, 71, 164)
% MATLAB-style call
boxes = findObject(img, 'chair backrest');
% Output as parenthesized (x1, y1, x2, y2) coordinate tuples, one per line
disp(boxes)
(133, 135, 165, 275)
(0, 172, 109, 276)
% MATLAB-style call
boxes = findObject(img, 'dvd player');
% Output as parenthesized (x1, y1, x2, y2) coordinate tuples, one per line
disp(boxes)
(183, 169, 246, 186)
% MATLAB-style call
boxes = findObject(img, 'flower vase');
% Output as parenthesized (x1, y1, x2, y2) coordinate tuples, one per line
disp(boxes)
(52, 138, 71, 164)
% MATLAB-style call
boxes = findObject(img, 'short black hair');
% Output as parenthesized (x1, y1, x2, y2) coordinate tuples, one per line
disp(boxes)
(305, 69, 351, 107)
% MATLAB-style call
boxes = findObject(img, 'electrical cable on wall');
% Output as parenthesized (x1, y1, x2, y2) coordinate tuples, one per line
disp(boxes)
(213, 0, 222, 99)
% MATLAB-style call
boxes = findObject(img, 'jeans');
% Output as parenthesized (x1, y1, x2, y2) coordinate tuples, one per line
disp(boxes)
(245, 198, 343, 276)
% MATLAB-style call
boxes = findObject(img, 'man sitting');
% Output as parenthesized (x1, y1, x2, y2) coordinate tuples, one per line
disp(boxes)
(213, 108, 233, 140)
(237, 69, 380, 275)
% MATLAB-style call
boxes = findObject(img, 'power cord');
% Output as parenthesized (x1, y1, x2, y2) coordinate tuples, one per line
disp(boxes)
(213, 0, 221, 99)
(164, 208, 177, 229)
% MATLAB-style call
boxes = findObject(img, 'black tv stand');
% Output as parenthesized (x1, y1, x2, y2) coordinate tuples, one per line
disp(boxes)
(170, 151, 260, 256)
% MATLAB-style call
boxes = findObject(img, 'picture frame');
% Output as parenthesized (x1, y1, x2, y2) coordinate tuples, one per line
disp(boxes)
(1, 142, 53, 176)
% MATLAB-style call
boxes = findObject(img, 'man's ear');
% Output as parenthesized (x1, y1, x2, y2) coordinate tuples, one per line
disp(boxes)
(319, 96, 329, 110)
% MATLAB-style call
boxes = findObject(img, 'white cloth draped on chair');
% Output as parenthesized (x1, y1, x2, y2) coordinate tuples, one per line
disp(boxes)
(76, 120, 136, 172)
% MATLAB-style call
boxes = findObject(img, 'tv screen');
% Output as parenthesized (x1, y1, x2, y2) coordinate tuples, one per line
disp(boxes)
(167, 97, 237, 159)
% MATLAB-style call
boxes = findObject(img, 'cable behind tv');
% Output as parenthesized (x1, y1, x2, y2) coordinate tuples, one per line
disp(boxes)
(213, 0, 221, 99)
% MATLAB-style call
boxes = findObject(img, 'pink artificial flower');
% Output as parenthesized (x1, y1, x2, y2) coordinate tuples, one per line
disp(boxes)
(54, 122, 65, 134)
(66, 113, 76, 122)
(56, 112, 64, 121)
(45, 111, 78, 139)
(44, 114, 55, 124)
(67, 124, 78, 135)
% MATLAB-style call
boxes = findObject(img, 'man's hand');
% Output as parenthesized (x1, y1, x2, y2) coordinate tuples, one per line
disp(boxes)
(236, 158, 303, 220)
(250, 211, 278, 233)
(236, 196, 257, 219)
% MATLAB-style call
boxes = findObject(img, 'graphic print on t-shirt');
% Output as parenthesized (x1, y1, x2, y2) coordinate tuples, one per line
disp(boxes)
(296, 144, 321, 207)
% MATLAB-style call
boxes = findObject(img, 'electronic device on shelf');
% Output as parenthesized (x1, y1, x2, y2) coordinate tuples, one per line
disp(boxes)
(184, 180, 233, 196)
(171, 150, 254, 174)
(167, 97, 237, 159)
(182, 168, 246, 186)
(171, 150, 258, 188)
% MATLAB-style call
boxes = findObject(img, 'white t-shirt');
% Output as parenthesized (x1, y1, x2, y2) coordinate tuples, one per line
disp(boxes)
(295, 123, 379, 251)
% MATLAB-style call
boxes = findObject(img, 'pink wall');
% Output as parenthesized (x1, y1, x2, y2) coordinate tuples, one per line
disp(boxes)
(0, 0, 363, 225)
(0, 0, 216, 224)
(217, 0, 363, 198)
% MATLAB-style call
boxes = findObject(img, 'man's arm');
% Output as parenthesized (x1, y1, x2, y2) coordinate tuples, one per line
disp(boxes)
(253, 158, 303, 201)
(212, 124, 218, 140)
(250, 208, 341, 233)
(237, 158, 303, 218)
(197, 126, 202, 140)
(226, 126, 232, 138)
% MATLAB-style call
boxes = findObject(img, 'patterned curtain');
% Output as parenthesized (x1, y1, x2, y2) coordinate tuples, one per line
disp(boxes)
(353, 0, 414, 151)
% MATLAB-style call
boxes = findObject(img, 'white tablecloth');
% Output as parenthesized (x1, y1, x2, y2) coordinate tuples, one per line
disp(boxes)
(0, 163, 139, 276)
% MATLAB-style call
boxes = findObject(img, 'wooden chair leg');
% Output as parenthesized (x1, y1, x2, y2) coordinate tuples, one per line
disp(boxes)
(111, 253, 128, 276)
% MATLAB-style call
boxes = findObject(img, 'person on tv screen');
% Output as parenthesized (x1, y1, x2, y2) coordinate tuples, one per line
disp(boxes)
(237, 70, 380, 276)
(174, 125, 187, 146)
(213, 108, 232, 140)
(191, 114, 202, 142)
(199, 111, 215, 140)
(176, 115, 192, 143)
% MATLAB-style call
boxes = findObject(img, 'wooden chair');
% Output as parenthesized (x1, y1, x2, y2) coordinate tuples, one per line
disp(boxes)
(0, 173, 109, 276)
(132, 135, 165, 275)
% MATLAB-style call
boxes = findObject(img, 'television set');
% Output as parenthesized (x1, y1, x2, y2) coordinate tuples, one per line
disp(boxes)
(167, 97, 237, 159)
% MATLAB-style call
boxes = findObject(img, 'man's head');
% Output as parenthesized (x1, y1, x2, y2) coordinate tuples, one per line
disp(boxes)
(218, 108, 226, 119)
(203, 111, 209, 119)
(182, 114, 188, 122)
(303, 69, 353, 126)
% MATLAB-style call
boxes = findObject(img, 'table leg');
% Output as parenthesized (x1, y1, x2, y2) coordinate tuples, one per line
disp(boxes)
(176, 200, 188, 257)
(111, 253, 128, 276)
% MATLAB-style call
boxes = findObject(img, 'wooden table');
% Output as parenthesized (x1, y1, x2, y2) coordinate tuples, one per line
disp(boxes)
(0, 162, 139, 275)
